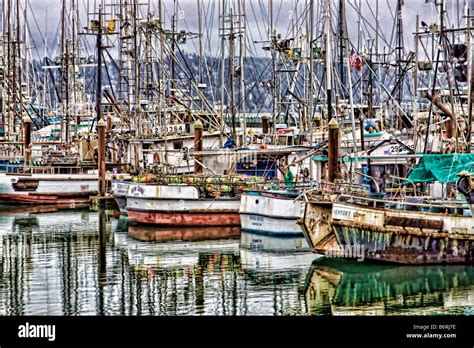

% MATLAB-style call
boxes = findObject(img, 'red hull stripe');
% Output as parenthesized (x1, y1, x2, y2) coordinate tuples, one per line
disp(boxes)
(128, 210, 241, 226)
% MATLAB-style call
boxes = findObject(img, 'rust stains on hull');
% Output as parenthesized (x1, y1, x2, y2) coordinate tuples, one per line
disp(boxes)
(128, 210, 241, 226)
(332, 222, 474, 264)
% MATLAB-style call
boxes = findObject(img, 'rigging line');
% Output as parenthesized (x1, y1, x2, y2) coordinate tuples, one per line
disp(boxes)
(273, 0, 284, 34)
(347, 42, 411, 120)
(423, 41, 444, 155)
(247, 1, 264, 41)
(176, 1, 217, 108)
(102, 51, 116, 100)
(417, 35, 451, 90)
(201, 0, 218, 105)
(364, 0, 389, 45)
(347, 0, 392, 54)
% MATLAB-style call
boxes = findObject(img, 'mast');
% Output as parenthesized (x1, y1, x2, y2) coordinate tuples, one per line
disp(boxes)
(308, 0, 314, 133)
(61, 0, 67, 142)
(270, 0, 277, 134)
(239, 0, 246, 147)
(16, 0, 22, 141)
(338, 0, 345, 96)
(325, 0, 332, 121)
(96, 5, 103, 124)
(467, 0, 474, 151)
(229, 7, 236, 144)
(219, 0, 225, 146)
(396, 0, 404, 109)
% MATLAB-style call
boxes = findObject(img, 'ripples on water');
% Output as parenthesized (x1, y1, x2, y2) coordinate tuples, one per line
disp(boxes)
(0, 209, 472, 316)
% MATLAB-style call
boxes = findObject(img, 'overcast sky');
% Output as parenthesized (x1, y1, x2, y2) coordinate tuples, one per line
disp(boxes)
(13, 0, 471, 60)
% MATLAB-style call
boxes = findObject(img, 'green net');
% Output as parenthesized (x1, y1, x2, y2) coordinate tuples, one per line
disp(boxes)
(406, 154, 474, 184)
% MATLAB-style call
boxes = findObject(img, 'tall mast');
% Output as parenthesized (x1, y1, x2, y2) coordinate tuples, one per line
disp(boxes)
(270, 0, 277, 134)
(6, 0, 11, 139)
(338, 0, 345, 97)
(219, 0, 225, 146)
(239, 0, 246, 147)
(396, 0, 404, 108)
(16, 0, 22, 139)
(308, 0, 314, 133)
(325, 0, 332, 121)
(467, 0, 474, 152)
(96, 4, 103, 124)
(229, 7, 236, 145)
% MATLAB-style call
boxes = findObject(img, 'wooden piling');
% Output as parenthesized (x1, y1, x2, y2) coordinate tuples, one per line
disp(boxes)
(98, 118, 106, 197)
(194, 120, 203, 174)
(23, 116, 32, 164)
(328, 118, 340, 183)
(262, 114, 270, 134)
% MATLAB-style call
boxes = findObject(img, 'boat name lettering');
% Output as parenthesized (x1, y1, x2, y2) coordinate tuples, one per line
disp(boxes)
(333, 209, 352, 217)
(249, 215, 264, 222)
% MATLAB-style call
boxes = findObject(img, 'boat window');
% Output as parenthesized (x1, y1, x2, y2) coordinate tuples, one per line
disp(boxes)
(173, 141, 183, 150)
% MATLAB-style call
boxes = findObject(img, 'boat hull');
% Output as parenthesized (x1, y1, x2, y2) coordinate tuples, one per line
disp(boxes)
(111, 181, 130, 215)
(330, 203, 474, 265)
(332, 220, 474, 264)
(239, 191, 304, 236)
(128, 210, 240, 226)
(0, 174, 98, 206)
(0, 193, 93, 206)
(126, 184, 241, 226)
(113, 195, 127, 214)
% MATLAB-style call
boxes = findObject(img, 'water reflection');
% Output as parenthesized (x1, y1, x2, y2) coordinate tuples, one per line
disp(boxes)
(303, 258, 474, 315)
(239, 232, 318, 315)
(0, 209, 473, 316)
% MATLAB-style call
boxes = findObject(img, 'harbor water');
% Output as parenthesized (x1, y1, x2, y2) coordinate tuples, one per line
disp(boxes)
(0, 208, 473, 316)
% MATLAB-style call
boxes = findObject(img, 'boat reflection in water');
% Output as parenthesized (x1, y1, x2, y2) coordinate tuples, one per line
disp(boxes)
(303, 258, 474, 315)
(239, 232, 318, 314)
(124, 224, 241, 270)
(0, 210, 115, 315)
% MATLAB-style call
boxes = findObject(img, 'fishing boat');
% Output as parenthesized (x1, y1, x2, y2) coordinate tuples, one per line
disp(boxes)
(0, 173, 98, 206)
(301, 154, 474, 265)
(239, 189, 305, 236)
(126, 182, 241, 227)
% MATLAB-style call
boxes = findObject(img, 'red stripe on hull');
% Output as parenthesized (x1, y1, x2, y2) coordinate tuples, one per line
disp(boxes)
(0, 193, 91, 205)
(128, 210, 241, 226)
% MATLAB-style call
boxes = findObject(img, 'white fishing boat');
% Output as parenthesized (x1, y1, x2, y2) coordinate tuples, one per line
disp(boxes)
(126, 183, 241, 226)
(0, 173, 98, 206)
(239, 190, 305, 236)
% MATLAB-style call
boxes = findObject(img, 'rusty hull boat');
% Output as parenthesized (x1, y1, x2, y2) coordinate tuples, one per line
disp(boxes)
(126, 183, 241, 226)
(301, 195, 474, 265)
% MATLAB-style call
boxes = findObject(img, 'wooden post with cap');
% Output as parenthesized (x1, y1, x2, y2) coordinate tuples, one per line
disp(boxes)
(98, 118, 106, 197)
(23, 115, 32, 165)
(328, 117, 340, 183)
(194, 120, 203, 174)
(262, 114, 270, 134)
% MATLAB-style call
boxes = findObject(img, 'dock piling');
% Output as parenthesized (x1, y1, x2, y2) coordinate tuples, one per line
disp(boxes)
(98, 118, 106, 197)
(328, 118, 340, 183)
